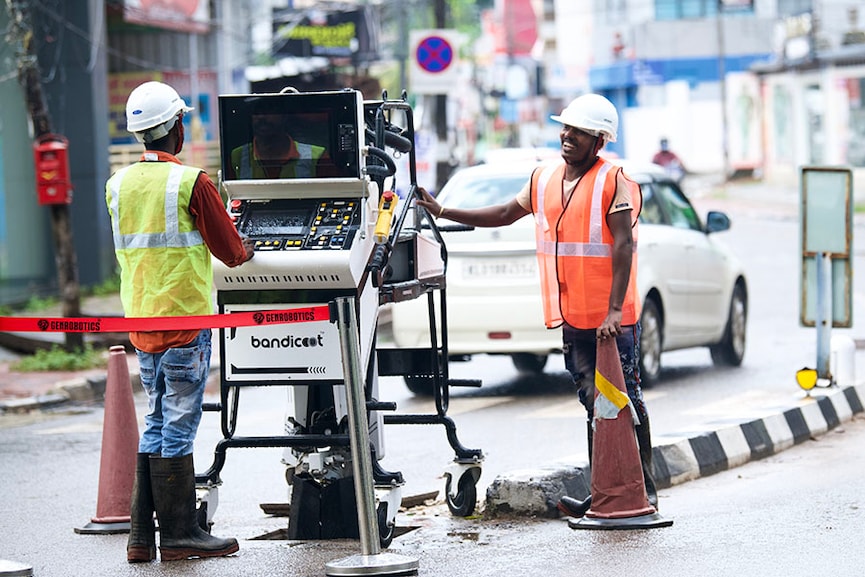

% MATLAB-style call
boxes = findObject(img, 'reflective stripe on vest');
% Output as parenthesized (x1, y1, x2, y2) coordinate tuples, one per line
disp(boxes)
(236, 141, 323, 179)
(107, 164, 204, 250)
(531, 159, 639, 329)
(536, 163, 614, 259)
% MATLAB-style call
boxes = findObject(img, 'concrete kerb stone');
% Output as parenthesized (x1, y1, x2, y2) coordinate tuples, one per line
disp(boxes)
(0, 369, 142, 415)
(484, 463, 591, 519)
(483, 383, 865, 518)
(0, 393, 70, 414)
(713, 424, 752, 469)
(656, 438, 702, 486)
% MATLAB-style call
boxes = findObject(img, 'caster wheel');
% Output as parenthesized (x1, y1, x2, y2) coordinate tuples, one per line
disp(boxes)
(445, 471, 477, 517)
(377, 502, 395, 548)
(196, 502, 211, 534)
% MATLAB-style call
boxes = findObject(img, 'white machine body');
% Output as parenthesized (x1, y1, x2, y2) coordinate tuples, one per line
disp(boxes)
(212, 89, 387, 471)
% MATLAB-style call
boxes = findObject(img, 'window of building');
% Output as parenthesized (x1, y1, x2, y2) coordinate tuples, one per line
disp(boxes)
(655, 0, 719, 20)
(655, 0, 758, 20)
(599, 0, 627, 25)
(777, 0, 813, 18)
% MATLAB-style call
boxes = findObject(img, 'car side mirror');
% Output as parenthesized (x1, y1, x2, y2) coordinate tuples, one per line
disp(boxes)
(705, 211, 730, 233)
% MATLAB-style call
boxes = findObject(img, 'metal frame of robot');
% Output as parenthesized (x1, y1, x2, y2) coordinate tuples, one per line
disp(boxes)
(194, 89, 484, 545)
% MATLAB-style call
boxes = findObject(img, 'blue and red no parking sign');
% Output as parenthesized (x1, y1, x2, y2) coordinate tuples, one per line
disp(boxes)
(409, 29, 461, 94)
(415, 35, 454, 74)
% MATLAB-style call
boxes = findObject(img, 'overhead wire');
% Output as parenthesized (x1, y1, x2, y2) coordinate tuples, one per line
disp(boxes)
(27, 0, 255, 73)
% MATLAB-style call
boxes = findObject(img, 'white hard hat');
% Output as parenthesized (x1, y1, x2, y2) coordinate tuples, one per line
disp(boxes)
(551, 94, 619, 143)
(125, 81, 193, 143)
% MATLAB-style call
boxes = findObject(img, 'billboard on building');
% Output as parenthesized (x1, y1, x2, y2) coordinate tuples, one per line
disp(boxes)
(272, 6, 380, 64)
(124, 0, 210, 34)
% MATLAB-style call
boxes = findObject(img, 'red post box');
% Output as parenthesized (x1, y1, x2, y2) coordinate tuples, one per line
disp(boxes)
(33, 134, 73, 205)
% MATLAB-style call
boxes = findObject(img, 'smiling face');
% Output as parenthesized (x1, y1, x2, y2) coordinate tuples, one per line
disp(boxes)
(560, 124, 604, 171)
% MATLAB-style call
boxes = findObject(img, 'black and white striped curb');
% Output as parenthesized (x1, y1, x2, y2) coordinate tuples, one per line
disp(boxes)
(484, 383, 865, 518)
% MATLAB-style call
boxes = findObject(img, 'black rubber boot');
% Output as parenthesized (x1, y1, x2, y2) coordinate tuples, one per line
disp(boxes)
(558, 494, 592, 517)
(127, 453, 156, 563)
(150, 454, 239, 561)
(636, 419, 659, 509)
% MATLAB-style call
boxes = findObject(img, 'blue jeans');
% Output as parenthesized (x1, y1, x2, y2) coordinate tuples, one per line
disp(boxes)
(136, 329, 212, 458)
(562, 323, 649, 425)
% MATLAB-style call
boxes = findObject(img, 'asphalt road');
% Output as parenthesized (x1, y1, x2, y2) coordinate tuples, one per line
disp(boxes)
(2, 177, 864, 576)
(1, 399, 863, 577)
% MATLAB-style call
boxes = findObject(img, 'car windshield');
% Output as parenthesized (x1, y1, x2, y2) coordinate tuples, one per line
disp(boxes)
(438, 171, 529, 209)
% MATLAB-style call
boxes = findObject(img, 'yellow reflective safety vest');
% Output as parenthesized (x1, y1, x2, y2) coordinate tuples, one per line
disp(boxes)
(530, 159, 641, 330)
(105, 161, 213, 319)
(230, 140, 326, 179)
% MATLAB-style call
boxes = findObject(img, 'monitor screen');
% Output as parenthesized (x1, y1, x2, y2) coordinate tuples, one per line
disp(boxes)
(219, 90, 363, 182)
(239, 206, 310, 237)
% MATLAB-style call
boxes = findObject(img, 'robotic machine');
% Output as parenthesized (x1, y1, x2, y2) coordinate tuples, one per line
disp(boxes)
(197, 87, 484, 547)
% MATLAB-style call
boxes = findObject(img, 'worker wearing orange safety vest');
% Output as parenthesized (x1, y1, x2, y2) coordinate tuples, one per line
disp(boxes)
(529, 157, 641, 330)
(417, 93, 657, 520)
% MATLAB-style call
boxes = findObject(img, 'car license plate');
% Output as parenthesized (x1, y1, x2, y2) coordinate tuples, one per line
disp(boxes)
(462, 258, 536, 279)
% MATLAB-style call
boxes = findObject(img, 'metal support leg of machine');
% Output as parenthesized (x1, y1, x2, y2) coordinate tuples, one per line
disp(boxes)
(325, 297, 418, 575)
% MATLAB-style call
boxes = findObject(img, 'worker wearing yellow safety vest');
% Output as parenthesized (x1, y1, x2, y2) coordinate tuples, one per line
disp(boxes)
(417, 93, 657, 519)
(106, 81, 254, 564)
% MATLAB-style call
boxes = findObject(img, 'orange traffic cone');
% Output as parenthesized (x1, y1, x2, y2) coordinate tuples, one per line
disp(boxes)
(75, 345, 139, 534)
(570, 338, 672, 530)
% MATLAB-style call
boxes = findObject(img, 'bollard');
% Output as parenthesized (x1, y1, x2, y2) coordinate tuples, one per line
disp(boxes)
(830, 335, 856, 387)
(324, 297, 418, 576)
(0, 559, 33, 577)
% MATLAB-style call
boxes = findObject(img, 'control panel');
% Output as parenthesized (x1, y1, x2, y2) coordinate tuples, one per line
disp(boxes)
(230, 197, 361, 251)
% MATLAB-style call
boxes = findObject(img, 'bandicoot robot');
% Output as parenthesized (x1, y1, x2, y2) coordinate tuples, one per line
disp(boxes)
(201, 88, 482, 546)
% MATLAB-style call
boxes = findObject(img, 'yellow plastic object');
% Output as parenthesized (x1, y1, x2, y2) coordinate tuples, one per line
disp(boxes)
(796, 367, 818, 391)
(374, 190, 397, 244)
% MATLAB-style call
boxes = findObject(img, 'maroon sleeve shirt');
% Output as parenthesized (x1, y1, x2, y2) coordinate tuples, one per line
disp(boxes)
(189, 171, 248, 267)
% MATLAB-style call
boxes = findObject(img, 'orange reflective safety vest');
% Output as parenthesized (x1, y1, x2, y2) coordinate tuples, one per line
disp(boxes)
(530, 159, 642, 330)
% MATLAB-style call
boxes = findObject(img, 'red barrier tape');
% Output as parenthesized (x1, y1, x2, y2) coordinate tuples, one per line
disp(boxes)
(0, 305, 332, 333)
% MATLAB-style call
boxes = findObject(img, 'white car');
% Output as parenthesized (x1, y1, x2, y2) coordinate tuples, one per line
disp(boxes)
(389, 158, 748, 395)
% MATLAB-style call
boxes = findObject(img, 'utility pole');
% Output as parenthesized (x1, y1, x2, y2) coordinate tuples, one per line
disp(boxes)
(6, 0, 83, 351)
(716, 0, 730, 181)
(434, 0, 450, 191)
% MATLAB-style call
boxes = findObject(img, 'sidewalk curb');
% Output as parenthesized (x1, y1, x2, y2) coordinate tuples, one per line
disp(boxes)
(483, 383, 865, 519)
(0, 370, 141, 414)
